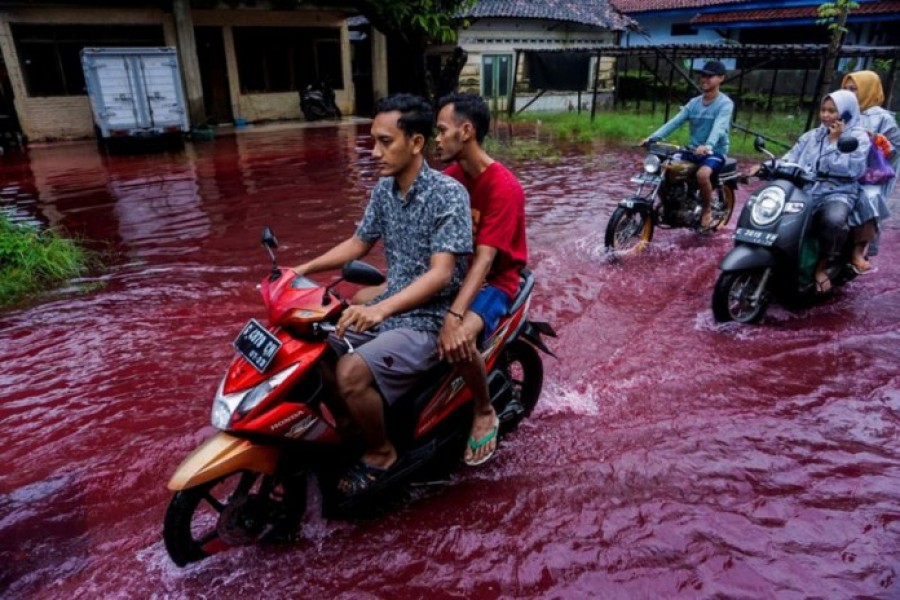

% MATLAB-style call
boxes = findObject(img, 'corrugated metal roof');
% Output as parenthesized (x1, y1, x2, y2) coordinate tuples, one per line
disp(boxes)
(463, 0, 636, 31)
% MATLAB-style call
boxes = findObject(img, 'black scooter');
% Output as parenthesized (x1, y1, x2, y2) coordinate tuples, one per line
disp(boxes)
(300, 82, 342, 121)
(712, 135, 859, 323)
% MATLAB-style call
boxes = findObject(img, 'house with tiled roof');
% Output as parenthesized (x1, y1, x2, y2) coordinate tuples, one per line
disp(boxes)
(613, 0, 900, 52)
(443, 0, 636, 111)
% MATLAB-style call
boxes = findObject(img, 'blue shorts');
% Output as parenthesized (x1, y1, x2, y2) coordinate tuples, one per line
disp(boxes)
(676, 151, 726, 174)
(470, 285, 512, 344)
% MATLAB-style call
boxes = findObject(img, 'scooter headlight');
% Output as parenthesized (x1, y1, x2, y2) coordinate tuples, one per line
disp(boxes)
(210, 363, 300, 429)
(643, 154, 661, 174)
(750, 186, 786, 227)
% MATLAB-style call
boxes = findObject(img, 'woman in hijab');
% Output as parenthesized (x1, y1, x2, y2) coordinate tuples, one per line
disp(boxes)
(842, 70, 900, 273)
(781, 89, 870, 292)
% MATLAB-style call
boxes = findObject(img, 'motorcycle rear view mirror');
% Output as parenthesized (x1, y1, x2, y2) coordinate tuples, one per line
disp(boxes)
(753, 135, 766, 152)
(261, 226, 278, 249)
(342, 260, 386, 286)
(260, 226, 280, 280)
(837, 136, 859, 153)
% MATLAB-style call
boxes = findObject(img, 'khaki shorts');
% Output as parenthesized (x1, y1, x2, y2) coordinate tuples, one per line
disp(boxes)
(327, 328, 439, 405)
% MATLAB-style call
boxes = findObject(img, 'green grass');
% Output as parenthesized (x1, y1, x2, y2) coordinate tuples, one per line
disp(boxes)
(0, 214, 93, 308)
(508, 106, 809, 158)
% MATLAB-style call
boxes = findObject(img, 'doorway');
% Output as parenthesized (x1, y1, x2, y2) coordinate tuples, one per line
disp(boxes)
(195, 26, 233, 125)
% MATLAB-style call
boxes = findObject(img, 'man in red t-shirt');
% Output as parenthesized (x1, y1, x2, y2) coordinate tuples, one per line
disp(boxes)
(435, 93, 527, 466)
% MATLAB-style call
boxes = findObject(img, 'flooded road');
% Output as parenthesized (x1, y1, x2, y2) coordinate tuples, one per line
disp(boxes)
(2, 124, 899, 598)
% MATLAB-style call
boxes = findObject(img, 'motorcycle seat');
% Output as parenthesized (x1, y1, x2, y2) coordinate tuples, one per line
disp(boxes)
(720, 158, 738, 174)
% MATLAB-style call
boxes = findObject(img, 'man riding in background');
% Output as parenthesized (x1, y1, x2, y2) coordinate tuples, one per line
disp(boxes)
(641, 60, 733, 231)
(435, 93, 528, 466)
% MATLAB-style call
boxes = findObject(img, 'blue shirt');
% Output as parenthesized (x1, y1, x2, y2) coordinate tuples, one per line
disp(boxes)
(355, 162, 472, 333)
(651, 93, 734, 156)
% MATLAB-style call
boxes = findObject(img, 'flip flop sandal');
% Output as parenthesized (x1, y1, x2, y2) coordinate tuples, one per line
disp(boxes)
(814, 273, 832, 295)
(464, 415, 500, 467)
(337, 460, 390, 497)
(849, 262, 875, 275)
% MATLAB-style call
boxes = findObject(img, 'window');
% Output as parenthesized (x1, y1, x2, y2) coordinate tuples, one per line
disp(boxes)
(233, 27, 343, 94)
(482, 54, 512, 98)
(12, 24, 164, 96)
(671, 23, 697, 37)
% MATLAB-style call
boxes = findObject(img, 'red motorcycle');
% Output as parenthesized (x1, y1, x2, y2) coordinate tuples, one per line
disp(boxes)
(163, 227, 555, 566)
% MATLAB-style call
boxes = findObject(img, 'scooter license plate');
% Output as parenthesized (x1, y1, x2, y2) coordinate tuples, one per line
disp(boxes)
(233, 319, 282, 373)
(734, 227, 778, 246)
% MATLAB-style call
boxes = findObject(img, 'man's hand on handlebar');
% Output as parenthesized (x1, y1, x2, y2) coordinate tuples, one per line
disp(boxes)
(694, 145, 712, 156)
(336, 304, 385, 337)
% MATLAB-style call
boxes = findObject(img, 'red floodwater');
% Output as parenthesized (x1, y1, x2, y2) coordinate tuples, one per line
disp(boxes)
(2, 124, 899, 598)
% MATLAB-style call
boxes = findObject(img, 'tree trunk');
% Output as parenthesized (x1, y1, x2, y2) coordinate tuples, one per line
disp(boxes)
(816, 3, 851, 101)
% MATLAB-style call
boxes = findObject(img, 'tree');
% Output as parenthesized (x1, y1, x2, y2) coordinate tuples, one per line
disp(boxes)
(345, 0, 475, 99)
(815, 0, 859, 101)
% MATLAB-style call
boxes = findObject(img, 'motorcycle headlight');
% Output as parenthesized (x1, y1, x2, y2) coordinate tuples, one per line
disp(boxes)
(210, 363, 300, 429)
(750, 186, 786, 227)
(643, 154, 661, 174)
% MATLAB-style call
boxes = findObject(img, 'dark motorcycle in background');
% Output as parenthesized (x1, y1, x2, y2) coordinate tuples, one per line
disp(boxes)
(605, 140, 739, 253)
(300, 82, 342, 121)
(712, 136, 860, 323)
(162, 227, 555, 566)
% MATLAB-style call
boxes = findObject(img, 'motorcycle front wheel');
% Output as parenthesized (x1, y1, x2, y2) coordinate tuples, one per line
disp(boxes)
(712, 270, 769, 323)
(164, 470, 272, 567)
(493, 341, 543, 433)
(604, 206, 654, 253)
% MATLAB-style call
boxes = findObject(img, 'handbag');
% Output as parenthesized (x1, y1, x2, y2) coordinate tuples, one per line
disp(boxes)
(859, 132, 896, 185)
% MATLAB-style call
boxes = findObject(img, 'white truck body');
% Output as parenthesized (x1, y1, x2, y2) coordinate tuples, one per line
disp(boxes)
(81, 47, 189, 139)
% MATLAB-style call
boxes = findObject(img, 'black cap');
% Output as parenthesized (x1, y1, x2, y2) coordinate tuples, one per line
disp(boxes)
(698, 61, 726, 76)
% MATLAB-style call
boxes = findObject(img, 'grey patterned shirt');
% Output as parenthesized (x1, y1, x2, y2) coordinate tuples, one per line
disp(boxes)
(356, 161, 472, 332)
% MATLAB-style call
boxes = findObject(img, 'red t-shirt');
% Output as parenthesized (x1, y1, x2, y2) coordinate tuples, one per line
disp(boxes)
(444, 161, 527, 299)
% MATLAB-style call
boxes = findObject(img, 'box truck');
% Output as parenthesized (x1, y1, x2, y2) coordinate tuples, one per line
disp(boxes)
(81, 47, 189, 151)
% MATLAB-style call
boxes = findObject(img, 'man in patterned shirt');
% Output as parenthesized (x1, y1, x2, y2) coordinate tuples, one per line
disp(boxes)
(292, 94, 472, 495)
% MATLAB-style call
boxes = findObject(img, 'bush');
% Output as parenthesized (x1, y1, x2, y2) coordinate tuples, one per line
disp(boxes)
(0, 214, 92, 307)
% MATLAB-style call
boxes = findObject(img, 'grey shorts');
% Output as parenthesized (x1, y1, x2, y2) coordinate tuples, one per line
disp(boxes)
(327, 328, 439, 405)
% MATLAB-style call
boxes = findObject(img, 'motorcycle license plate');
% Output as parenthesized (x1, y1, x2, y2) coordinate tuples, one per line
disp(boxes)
(733, 227, 778, 246)
(233, 319, 282, 373)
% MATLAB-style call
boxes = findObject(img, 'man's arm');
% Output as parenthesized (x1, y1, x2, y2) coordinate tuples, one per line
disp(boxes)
(645, 103, 691, 143)
(293, 236, 372, 276)
(336, 251, 457, 336)
(438, 244, 496, 362)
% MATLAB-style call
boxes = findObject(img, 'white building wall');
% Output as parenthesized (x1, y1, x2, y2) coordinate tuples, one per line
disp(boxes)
(455, 18, 618, 112)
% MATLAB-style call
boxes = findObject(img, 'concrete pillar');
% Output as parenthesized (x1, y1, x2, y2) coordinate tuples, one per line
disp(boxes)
(339, 20, 354, 115)
(221, 25, 241, 121)
(0, 19, 32, 138)
(172, 0, 205, 127)
(371, 29, 388, 101)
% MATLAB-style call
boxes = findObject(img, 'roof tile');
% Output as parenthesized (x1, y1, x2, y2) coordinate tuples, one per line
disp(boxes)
(464, 0, 636, 31)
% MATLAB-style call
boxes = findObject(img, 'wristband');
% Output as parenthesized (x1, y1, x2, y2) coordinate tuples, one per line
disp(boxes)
(447, 309, 464, 321)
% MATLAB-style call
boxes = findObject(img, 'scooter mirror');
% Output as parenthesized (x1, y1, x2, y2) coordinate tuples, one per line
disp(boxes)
(261, 226, 278, 249)
(754, 135, 766, 152)
(342, 260, 386, 286)
(837, 136, 859, 153)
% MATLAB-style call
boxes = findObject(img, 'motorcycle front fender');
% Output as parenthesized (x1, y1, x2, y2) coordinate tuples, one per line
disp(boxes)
(719, 244, 777, 272)
(167, 432, 281, 491)
(619, 196, 654, 214)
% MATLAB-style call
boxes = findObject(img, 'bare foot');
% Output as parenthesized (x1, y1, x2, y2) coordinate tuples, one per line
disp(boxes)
(815, 271, 832, 294)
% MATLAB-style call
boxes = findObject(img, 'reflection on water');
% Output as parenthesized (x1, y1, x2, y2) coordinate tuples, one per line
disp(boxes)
(1, 124, 899, 597)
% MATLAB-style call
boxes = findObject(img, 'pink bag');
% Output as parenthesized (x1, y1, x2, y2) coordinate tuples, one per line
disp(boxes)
(860, 133, 895, 185)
